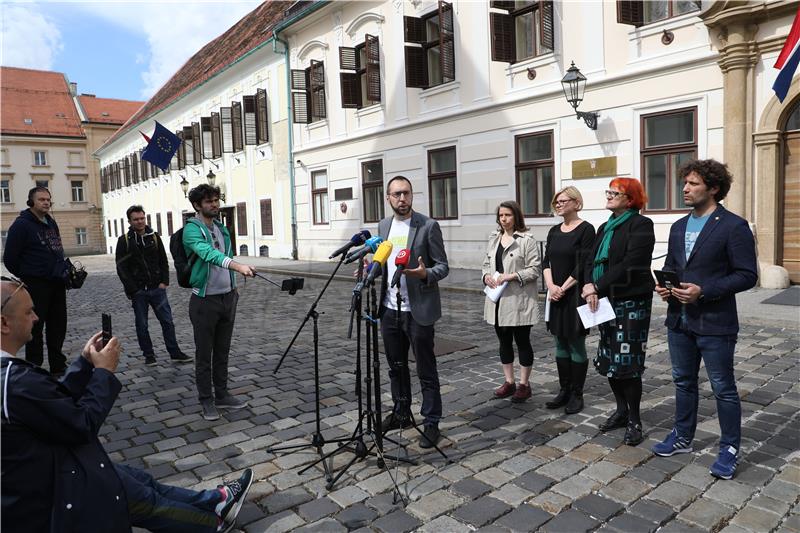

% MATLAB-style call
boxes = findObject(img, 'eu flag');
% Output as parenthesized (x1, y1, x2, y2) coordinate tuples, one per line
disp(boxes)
(141, 121, 181, 171)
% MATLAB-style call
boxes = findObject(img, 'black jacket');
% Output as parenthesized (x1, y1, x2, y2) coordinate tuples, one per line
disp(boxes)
(2, 209, 66, 281)
(584, 213, 656, 300)
(115, 226, 169, 296)
(0, 355, 130, 533)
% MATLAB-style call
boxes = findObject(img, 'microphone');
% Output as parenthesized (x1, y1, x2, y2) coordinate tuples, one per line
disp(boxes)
(365, 241, 393, 286)
(390, 248, 410, 288)
(329, 230, 371, 259)
(344, 235, 383, 264)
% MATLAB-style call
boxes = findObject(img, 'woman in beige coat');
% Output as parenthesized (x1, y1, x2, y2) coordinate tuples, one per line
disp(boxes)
(482, 200, 541, 402)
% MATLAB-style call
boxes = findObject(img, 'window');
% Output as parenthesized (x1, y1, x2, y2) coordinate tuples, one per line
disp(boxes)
(404, 0, 455, 88)
(617, 1, 700, 27)
(201, 117, 214, 159)
(236, 202, 248, 235)
(242, 95, 258, 146)
(71, 180, 84, 202)
(0, 179, 10, 203)
(210, 112, 222, 158)
(107, 220, 112, 237)
(35, 178, 49, 189)
(340, 35, 381, 109)
(156, 213, 162, 235)
(362, 160, 384, 223)
(490, 1, 553, 63)
(1, 149, 9, 166)
(515, 131, 554, 217)
(167, 212, 174, 236)
(120, 218, 124, 235)
(311, 170, 329, 225)
(75, 227, 88, 246)
(641, 107, 696, 212)
(260, 199, 274, 235)
(292, 61, 326, 124)
(428, 147, 458, 220)
(114, 219, 118, 237)
(33, 151, 47, 166)
(220, 107, 234, 153)
(183, 125, 196, 166)
(68, 151, 83, 167)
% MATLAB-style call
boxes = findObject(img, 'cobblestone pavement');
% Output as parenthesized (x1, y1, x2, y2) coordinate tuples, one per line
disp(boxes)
(56, 260, 798, 533)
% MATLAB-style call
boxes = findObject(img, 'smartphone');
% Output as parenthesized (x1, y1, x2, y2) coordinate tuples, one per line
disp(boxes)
(653, 270, 681, 290)
(101, 314, 112, 348)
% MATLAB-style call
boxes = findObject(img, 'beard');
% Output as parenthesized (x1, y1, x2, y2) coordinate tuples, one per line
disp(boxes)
(391, 203, 411, 217)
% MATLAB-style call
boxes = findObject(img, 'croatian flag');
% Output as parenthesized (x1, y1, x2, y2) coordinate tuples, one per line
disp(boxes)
(772, 5, 800, 103)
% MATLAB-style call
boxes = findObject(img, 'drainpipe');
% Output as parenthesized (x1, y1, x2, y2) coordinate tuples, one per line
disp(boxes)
(273, 31, 298, 260)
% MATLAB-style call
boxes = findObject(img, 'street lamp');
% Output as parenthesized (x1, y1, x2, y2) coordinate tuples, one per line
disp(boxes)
(561, 62, 599, 130)
(179, 175, 189, 198)
(207, 169, 225, 202)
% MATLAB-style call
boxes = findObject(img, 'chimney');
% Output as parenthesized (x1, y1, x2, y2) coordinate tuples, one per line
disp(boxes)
(69, 82, 78, 96)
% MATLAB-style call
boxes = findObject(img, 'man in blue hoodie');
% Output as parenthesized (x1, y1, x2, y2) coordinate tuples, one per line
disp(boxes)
(2, 187, 68, 374)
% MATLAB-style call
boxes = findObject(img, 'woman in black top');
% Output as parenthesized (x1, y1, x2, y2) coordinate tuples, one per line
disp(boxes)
(542, 186, 595, 415)
(582, 178, 655, 446)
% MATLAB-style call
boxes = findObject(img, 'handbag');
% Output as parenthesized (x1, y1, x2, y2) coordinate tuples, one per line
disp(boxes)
(64, 258, 88, 289)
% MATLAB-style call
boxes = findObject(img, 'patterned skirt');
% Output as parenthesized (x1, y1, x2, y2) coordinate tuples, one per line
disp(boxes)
(593, 297, 653, 380)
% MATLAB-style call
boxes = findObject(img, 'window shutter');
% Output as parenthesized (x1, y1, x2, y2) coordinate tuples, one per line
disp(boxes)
(139, 150, 148, 180)
(365, 34, 381, 102)
(404, 46, 428, 88)
(242, 95, 258, 145)
(236, 202, 247, 235)
(310, 60, 326, 119)
(101, 167, 108, 193)
(617, 0, 643, 27)
(491, 0, 515, 9)
(167, 212, 174, 236)
(260, 199, 273, 235)
(256, 88, 269, 144)
(201, 117, 213, 158)
(490, 12, 515, 63)
(177, 130, 185, 169)
(183, 126, 194, 165)
(156, 213, 162, 235)
(192, 122, 202, 162)
(339, 46, 359, 71)
(123, 157, 131, 186)
(340, 72, 362, 109)
(292, 92, 311, 124)
(291, 69, 308, 91)
(131, 153, 139, 183)
(211, 112, 222, 157)
(404, 16, 426, 44)
(539, 0, 554, 51)
(439, 1, 455, 83)
(231, 101, 243, 152)
(220, 107, 233, 153)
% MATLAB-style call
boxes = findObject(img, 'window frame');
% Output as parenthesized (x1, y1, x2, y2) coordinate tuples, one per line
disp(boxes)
(490, 0, 554, 64)
(361, 159, 385, 224)
(639, 106, 697, 214)
(291, 61, 327, 124)
(617, 0, 701, 27)
(75, 227, 88, 246)
(427, 146, 459, 221)
(32, 150, 47, 167)
(340, 35, 382, 109)
(260, 199, 274, 236)
(515, 130, 555, 218)
(311, 169, 330, 225)
(70, 180, 85, 202)
(404, 0, 455, 89)
(0, 179, 10, 203)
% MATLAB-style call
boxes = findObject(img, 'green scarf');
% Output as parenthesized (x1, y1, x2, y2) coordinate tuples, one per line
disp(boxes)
(592, 208, 637, 282)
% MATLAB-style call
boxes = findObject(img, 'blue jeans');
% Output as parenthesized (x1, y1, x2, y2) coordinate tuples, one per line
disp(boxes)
(132, 288, 180, 358)
(115, 463, 220, 532)
(668, 324, 740, 450)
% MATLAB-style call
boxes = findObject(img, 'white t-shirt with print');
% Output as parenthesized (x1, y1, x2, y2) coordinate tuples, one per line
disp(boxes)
(382, 217, 411, 312)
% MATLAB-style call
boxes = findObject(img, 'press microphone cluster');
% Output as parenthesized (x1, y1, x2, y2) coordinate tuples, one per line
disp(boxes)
(329, 230, 371, 259)
(344, 235, 383, 264)
(390, 248, 410, 288)
(365, 241, 393, 286)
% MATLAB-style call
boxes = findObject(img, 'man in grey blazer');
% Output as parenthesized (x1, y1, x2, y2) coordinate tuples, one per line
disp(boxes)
(377, 176, 449, 448)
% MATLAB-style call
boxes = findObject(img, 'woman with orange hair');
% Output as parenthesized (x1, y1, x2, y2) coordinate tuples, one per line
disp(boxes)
(582, 178, 655, 446)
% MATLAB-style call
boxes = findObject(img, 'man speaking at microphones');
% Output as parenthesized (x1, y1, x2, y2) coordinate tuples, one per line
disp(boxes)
(377, 175, 449, 449)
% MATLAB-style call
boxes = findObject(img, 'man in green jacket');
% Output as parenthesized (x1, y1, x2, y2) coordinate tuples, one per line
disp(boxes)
(183, 184, 255, 421)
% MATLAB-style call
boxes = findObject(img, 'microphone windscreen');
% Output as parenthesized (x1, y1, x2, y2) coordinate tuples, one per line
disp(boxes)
(365, 235, 383, 252)
(395, 248, 410, 267)
(358, 229, 372, 242)
(371, 241, 393, 266)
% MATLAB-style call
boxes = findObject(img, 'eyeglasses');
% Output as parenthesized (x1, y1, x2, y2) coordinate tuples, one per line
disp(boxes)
(605, 190, 626, 199)
(554, 198, 574, 206)
(388, 191, 412, 199)
(1, 276, 27, 311)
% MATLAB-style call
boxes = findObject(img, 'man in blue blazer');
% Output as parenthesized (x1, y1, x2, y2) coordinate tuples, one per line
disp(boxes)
(651, 159, 757, 481)
(377, 176, 449, 448)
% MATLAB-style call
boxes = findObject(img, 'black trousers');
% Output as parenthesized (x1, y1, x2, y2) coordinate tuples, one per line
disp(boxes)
(23, 277, 67, 371)
(189, 291, 238, 401)
(380, 306, 442, 426)
(494, 325, 533, 366)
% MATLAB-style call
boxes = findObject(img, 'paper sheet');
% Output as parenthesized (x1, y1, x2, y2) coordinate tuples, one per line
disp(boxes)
(577, 297, 615, 328)
(544, 290, 551, 322)
(483, 272, 508, 303)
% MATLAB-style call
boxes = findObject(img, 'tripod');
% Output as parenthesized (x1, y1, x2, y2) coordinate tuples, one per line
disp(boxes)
(267, 254, 353, 482)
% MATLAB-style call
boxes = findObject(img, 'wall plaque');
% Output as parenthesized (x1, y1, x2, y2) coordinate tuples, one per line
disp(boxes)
(572, 156, 617, 179)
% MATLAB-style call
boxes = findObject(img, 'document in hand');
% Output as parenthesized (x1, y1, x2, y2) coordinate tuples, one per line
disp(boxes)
(577, 297, 616, 328)
(483, 272, 508, 303)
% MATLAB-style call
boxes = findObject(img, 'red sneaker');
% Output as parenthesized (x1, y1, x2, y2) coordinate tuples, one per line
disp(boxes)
(494, 381, 516, 398)
(511, 384, 532, 403)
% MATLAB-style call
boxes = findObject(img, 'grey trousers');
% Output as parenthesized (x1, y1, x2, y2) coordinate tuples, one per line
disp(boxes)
(189, 290, 238, 401)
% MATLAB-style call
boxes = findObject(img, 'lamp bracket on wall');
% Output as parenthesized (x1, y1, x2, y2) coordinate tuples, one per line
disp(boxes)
(576, 110, 599, 130)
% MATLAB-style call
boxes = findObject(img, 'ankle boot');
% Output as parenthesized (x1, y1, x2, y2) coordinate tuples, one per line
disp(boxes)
(564, 360, 589, 414)
(546, 358, 571, 409)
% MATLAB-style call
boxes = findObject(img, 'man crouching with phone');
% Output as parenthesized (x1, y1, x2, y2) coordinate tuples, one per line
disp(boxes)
(0, 278, 252, 532)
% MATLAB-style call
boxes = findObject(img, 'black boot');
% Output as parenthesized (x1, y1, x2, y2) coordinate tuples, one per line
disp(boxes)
(564, 360, 588, 414)
(546, 358, 571, 409)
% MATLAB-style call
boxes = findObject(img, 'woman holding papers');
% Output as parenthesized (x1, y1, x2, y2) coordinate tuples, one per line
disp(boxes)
(482, 201, 541, 403)
(582, 178, 655, 446)
(542, 186, 596, 415)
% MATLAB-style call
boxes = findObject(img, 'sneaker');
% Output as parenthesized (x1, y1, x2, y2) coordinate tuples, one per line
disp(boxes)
(215, 394, 248, 409)
(652, 429, 693, 457)
(494, 381, 516, 399)
(382, 412, 412, 433)
(215, 468, 253, 532)
(419, 425, 441, 449)
(598, 411, 629, 432)
(623, 422, 644, 446)
(170, 352, 192, 364)
(144, 355, 157, 366)
(511, 383, 531, 403)
(201, 399, 220, 421)
(710, 446, 738, 480)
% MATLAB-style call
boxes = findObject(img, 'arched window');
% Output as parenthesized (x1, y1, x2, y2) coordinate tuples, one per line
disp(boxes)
(785, 100, 800, 131)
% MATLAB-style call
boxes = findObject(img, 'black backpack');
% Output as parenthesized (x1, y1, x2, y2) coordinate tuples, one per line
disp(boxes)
(169, 228, 196, 288)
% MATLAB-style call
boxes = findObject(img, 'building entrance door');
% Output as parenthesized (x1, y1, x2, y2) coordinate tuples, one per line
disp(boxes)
(219, 207, 236, 253)
(782, 130, 800, 284)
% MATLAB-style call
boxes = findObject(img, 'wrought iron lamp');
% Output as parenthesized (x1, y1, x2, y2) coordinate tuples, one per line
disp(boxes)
(561, 62, 599, 130)
(207, 170, 225, 202)
(179, 176, 189, 198)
